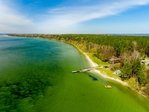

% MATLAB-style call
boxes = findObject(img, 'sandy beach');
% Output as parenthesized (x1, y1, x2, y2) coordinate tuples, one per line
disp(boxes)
(81, 50, 129, 87)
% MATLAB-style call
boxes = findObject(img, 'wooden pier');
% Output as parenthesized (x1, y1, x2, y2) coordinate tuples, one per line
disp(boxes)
(72, 65, 109, 73)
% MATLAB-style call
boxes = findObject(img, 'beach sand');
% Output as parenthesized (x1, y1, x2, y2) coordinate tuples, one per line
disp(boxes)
(82, 50, 128, 87)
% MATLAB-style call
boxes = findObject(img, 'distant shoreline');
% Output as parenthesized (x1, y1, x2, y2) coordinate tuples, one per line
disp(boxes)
(5, 33, 149, 37)
(111, 34, 149, 36)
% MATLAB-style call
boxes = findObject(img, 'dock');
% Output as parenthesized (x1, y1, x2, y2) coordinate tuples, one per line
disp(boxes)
(72, 65, 110, 73)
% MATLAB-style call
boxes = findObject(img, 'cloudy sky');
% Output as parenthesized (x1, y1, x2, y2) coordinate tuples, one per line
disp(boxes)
(0, 0, 149, 34)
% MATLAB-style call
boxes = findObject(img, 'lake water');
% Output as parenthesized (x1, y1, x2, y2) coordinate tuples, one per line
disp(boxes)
(0, 35, 149, 112)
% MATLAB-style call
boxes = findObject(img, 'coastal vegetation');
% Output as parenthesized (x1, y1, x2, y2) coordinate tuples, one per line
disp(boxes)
(9, 34, 149, 97)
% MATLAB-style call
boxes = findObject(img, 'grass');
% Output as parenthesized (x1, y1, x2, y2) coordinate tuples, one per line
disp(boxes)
(98, 68, 119, 79)
(85, 52, 119, 79)
(87, 53, 109, 66)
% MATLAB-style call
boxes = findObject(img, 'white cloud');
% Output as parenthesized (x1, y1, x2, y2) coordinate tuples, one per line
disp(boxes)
(0, 0, 149, 33)
(0, 0, 34, 33)
(42, 0, 149, 28)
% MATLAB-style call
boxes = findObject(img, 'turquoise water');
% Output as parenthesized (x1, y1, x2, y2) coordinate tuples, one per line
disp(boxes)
(0, 35, 149, 112)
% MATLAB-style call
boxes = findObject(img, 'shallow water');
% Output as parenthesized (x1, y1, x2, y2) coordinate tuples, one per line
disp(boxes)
(0, 35, 149, 112)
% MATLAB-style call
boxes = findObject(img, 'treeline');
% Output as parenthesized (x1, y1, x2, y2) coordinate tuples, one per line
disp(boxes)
(61, 34, 149, 57)
(9, 34, 149, 95)
(10, 34, 149, 57)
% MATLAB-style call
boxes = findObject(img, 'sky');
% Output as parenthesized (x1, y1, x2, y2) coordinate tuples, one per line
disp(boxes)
(0, 0, 149, 34)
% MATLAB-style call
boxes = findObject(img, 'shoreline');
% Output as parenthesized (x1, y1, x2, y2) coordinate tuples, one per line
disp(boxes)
(75, 45, 148, 98)
(8, 35, 148, 98)
(78, 47, 129, 87)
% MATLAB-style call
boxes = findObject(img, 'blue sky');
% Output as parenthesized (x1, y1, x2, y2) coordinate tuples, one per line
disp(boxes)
(0, 0, 149, 34)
